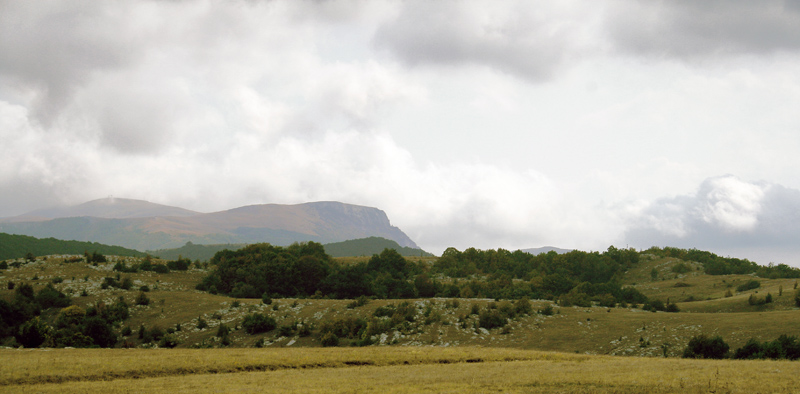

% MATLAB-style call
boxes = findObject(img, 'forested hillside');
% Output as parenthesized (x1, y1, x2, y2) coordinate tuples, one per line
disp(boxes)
(323, 237, 433, 257)
(0, 233, 145, 260)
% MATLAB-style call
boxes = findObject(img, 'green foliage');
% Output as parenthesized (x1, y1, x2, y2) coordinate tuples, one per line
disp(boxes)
(320, 332, 339, 347)
(319, 316, 368, 340)
(682, 335, 729, 359)
(196, 316, 208, 330)
(16, 317, 51, 348)
(478, 309, 507, 329)
(734, 335, 800, 360)
(241, 313, 277, 334)
(671, 262, 691, 274)
(135, 291, 150, 306)
(35, 284, 72, 309)
(166, 257, 191, 271)
(736, 280, 761, 292)
(346, 295, 370, 309)
(199, 242, 332, 298)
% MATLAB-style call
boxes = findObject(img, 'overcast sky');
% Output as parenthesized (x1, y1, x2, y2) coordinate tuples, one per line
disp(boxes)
(2, 1, 800, 265)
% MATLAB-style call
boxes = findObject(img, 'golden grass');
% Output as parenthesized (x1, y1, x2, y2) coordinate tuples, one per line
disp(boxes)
(4, 347, 800, 393)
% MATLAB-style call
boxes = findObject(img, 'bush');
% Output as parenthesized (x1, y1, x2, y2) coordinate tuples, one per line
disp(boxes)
(35, 284, 72, 309)
(736, 280, 761, 292)
(671, 262, 691, 274)
(242, 313, 277, 334)
(135, 291, 150, 306)
(683, 335, 729, 359)
(159, 334, 179, 348)
(261, 293, 272, 305)
(196, 316, 208, 330)
(478, 309, 507, 329)
(320, 332, 339, 347)
(539, 305, 554, 316)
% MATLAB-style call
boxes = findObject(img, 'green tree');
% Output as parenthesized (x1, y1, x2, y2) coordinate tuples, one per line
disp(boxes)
(683, 335, 729, 359)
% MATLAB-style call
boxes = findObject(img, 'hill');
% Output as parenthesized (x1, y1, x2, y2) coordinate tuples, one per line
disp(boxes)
(519, 246, 573, 255)
(2, 245, 800, 361)
(150, 237, 434, 262)
(0, 199, 418, 252)
(323, 237, 433, 257)
(148, 242, 247, 262)
(0, 232, 146, 260)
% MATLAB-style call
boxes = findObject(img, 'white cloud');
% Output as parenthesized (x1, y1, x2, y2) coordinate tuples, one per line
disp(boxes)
(1, 1, 800, 266)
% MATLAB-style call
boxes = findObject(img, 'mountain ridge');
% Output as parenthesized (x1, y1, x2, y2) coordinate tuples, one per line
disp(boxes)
(0, 198, 418, 252)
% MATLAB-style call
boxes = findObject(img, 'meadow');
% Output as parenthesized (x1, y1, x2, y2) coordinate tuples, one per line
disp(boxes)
(3, 347, 800, 393)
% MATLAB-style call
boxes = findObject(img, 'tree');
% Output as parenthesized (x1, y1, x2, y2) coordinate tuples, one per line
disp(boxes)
(16, 317, 50, 348)
(683, 335, 729, 359)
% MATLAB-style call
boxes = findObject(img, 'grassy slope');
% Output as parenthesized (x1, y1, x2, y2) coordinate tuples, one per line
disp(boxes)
(2, 253, 800, 358)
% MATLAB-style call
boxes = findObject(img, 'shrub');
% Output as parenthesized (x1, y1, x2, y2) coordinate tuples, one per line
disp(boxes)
(734, 338, 763, 359)
(320, 332, 339, 347)
(82, 317, 117, 348)
(736, 280, 760, 292)
(261, 293, 272, 305)
(539, 305, 554, 316)
(242, 313, 277, 334)
(16, 317, 51, 348)
(724, 289, 733, 298)
(151, 264, 170, 274)
(478, 309, 507, 329)
(671, 262, 691, 274)
(135, 291, 150, 306)
(683, 335, 729, 359)
(277, 324, 295, 337)
(216, 324, 229, 338)
(120, 277, 133, 290)
(230, 283, 259, 298)
(159, 334, 179, 348)
(196, 316, 208, 330)
(35, 284, 72, 309)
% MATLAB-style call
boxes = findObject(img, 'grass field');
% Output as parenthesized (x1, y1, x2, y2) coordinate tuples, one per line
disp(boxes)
(3, 347, 800, 393)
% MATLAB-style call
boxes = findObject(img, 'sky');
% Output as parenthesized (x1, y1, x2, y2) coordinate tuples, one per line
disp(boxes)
(2, 0, 800, 265)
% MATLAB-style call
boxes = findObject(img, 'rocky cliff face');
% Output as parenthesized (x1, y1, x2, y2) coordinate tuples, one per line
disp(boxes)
(0, 199, 418, 251)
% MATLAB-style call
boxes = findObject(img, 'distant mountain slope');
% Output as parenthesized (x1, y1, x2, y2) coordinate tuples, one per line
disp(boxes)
(519, 246, 573, 255)
(149, 242, 247, 262)
(323, 237, 433, 258)
(0, 197, 198, 223)
(150, 237, 433, 261)
(0, 232, 146, 260)
(0, 199, 418, 252)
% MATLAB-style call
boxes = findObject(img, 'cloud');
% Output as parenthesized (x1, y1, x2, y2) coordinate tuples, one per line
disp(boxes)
(606, 0, 800, 59)
(374, 1, 600, 82)
(624, 175, 800, 264)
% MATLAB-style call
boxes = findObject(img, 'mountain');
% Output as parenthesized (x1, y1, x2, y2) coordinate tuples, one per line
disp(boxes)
(0, 197, 198, 223)
(519, 246, 573, 255)
(0, 199, 418, 252)
(0, 233, 146, 260)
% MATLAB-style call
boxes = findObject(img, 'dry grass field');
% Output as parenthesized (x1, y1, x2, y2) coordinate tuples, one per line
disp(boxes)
(3, 347, 800, 393)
